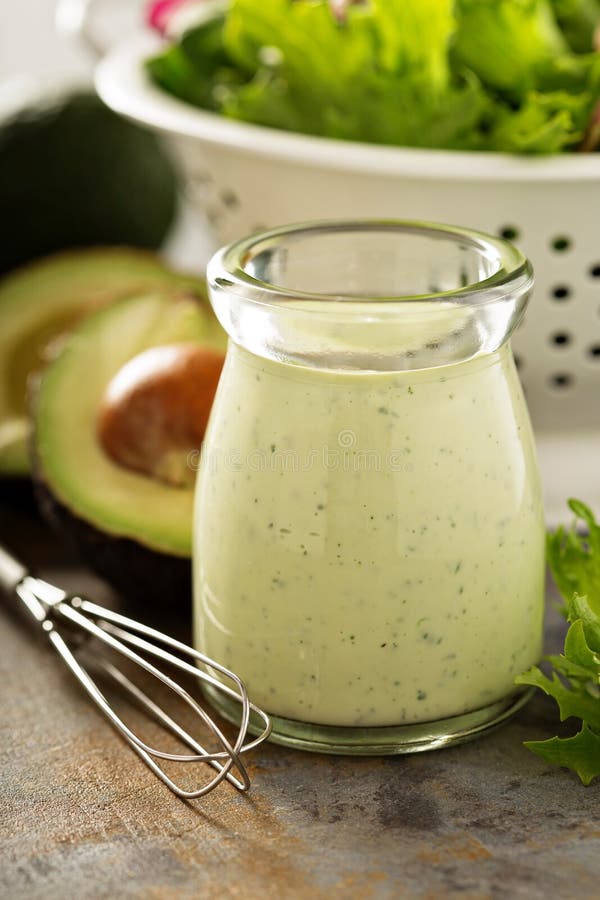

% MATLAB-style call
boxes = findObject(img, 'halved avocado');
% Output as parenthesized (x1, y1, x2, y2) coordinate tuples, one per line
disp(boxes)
(32, 290, 226, 601)
(0, 247, 201, 476)
(0, 90, 178, 274)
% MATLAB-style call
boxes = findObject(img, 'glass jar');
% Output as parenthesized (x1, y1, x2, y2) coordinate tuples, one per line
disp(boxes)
(194, 221, 545, 754)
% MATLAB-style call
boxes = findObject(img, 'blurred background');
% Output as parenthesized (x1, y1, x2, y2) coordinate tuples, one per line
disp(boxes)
(2, 0, 86, 78)
(2, 0, 600, 521)
(1, 0, 139, 80)
(0, 0, 209, 274)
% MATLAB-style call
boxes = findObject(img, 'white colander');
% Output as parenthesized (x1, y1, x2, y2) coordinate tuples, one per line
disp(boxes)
(97, 34, 600, 524)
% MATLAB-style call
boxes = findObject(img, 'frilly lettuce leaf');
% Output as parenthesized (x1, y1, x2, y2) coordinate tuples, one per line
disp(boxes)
(146, 12, 234, 110)
(453, 0, 568, 97)
(487, 90, 590, 152)
(369, 0, 455, 90)
(524, 726, 600, 785)
(550, 0, 600, 51)
(517, 501, 600, 784)
(146, 0, 600, 153)
(220, 0, 490, 148)
(547, 499, 600, 616)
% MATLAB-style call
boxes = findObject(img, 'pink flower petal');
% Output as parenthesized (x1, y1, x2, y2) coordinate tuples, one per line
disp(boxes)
(147, 0, 190, 35)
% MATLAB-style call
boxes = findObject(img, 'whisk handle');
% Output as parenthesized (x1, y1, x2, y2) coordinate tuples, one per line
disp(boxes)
(0, 544, 28, 595)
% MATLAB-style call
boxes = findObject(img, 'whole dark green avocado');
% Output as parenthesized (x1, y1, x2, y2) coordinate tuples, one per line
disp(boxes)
(0, 91, 179, 275)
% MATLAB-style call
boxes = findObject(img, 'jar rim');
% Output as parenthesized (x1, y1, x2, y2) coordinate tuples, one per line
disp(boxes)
(208, 219, 533, 310)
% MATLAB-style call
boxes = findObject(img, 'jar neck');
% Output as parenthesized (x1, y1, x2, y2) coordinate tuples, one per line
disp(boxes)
(208, 220, 533, 373)
(226, 335, 513, 382)
(210, 290, 529, 373)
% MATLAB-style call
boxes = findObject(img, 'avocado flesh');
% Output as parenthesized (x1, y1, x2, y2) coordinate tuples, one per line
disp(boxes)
(0, 248, 202, 476)
(34, 291, 225, 559)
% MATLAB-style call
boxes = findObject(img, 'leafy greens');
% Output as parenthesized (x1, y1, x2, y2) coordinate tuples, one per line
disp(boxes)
(147, 0, 600, 153)
(516, 499, 600, 784)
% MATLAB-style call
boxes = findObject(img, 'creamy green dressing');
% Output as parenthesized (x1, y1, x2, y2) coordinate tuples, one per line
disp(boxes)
(193, 342, 544, 728)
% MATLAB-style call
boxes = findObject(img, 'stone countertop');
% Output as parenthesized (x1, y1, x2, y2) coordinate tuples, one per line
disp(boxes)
(1, 485, 598, 900)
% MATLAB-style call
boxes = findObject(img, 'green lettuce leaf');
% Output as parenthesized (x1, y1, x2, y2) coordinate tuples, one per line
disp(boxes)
(524, 725, 600, 785)
(453, 0, 568, 98)
(517, 653, 600, 730)
(550, 0, 600, 51)
(478, 46, 600, 153)
(487, 90, 590, 153)
(146, 0, 600, 154)
(369, 0, 454, 90)
(519, 502, 600, 784)
(221, 0, 489, 148)
(146, 14, 236, 110)
(547, 499, 600, 617)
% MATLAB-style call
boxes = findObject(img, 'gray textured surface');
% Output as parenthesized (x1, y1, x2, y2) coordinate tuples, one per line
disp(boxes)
(1, 485, 599, 900)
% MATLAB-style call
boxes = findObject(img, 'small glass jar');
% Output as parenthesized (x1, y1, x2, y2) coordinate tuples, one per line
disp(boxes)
(194, 221, 545, 754)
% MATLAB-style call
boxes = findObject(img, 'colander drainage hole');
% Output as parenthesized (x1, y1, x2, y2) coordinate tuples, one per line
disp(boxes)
(551, 332, 571, 347)
(590, 264, 600, 279)
(551, 285, 571, 301)
(220, 189, 240, 209)
(549, 373, 573, 389)
(588, 345, 600, 359)
(551, 236, 572, 253)
(498, 225, 520, 242)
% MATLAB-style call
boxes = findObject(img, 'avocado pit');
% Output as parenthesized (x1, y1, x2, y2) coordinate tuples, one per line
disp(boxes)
(97, 343, 225, 488)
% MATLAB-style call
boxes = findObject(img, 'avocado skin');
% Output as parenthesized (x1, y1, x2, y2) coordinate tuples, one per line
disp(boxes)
(35, 479, 191, 605)
(0, 92, 179, 275)
(1, 476, 36, 510)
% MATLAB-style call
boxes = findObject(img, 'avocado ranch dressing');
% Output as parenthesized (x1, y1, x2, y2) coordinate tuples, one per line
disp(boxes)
(193, 340, 545, 728)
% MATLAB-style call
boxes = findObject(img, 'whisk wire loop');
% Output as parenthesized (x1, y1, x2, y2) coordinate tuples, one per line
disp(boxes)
(57, 600, 246, 766)
(2, 554, 272, 800)
(95, 660, 249, 791)
(94, 617, 270, 752)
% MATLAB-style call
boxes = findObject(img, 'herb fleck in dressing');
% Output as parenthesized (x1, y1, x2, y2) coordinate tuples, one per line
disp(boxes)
(194, 342, 544, 728)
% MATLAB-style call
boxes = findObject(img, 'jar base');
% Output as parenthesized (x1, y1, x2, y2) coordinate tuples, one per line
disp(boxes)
(203, 684, 534, 756)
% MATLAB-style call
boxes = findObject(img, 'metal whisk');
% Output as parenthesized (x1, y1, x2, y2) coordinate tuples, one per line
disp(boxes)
(0, 544, 271, 800)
